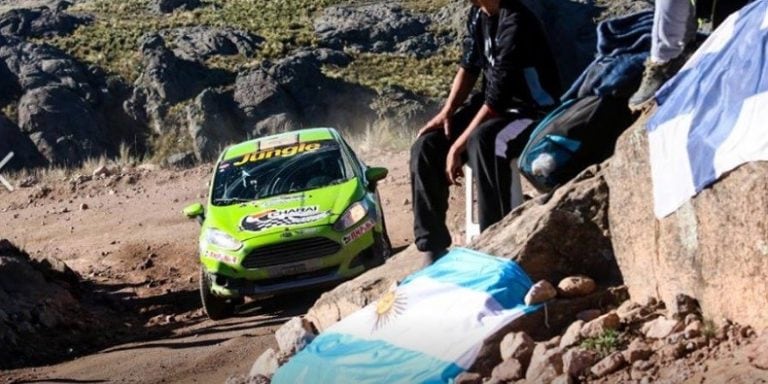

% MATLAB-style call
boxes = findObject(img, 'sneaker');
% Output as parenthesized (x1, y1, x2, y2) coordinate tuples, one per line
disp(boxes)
(628, 59, 676, 112)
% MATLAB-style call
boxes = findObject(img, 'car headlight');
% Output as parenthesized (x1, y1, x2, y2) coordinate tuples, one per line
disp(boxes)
(334, 201, 369, 231)
(204, 228, 242, 251)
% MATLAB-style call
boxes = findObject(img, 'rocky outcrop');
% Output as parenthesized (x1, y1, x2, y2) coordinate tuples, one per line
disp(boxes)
(0, 114, 47, 170)
(473, 165, 622, 285)
(607, 119, 768, 329)
(168, 26, 264, 62)
(0, 35, 141, 165)
(314, 4, 443, 58)
(0, 2, 92, 38)
(150, 0, 200, 13)
(125, 33, 234, 133)
(187, 88, 244, 162)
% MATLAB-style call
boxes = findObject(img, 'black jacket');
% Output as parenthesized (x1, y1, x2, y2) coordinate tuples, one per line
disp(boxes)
(461, 1, 561, 114)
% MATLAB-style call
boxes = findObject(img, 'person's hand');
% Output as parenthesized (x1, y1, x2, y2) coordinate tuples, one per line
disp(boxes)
(417, 109, 453, 139)
(445, 146, 464, 186)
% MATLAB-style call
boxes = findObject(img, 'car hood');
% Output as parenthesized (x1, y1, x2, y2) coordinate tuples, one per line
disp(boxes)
(205, 178, 363, 241)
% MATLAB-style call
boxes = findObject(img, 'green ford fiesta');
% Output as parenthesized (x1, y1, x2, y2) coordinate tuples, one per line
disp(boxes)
(183, 128, 391, 319)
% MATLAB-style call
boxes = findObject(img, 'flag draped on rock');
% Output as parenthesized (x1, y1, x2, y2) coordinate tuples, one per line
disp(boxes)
(273, 248, 540, 384)
(647, 0, 768, 218)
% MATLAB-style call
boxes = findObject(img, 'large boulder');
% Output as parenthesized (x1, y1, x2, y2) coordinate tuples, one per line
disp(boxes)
(168, 26, 264, 62)
(607, 118, 768, 329)
(18, 85, 110, 165)
(0, 114, 46, 170)
(233, 68, 302, 137)
(0, 2, 92, 38)
(124, 33, 234, 133)
(187, 88, 244, 162)
(314, 4, 442, 58)
(472, 165, 622, 285)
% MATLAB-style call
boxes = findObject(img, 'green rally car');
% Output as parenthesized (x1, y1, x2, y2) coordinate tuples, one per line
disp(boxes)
(183, 128, 391, 319)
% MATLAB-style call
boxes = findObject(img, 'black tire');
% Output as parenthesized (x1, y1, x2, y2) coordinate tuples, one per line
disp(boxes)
(199, 267, 236, 320)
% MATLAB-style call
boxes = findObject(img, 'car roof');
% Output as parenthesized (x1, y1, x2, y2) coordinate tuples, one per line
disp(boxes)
(221, 127, 340, 161)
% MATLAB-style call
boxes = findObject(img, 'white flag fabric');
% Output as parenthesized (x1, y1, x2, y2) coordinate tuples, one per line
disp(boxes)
(273, 248, 540, 383)
(647, 0, 768, 218)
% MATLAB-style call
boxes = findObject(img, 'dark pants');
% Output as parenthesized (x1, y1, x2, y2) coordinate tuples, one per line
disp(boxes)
(410, 94, 534, 252)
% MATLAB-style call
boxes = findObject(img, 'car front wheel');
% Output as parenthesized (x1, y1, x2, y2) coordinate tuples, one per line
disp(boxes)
(199, 267, 236, 320)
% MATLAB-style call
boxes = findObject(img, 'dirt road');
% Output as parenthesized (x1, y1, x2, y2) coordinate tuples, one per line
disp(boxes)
(0, 149, 466, 383)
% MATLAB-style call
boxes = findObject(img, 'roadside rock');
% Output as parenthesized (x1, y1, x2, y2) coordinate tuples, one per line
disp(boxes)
(499, 331, 535, 368)
(275, 317, 316, 356)
(580, 312, 620, 338)
(249, 348, 280, 378)
(165, 152, 195, 168)
(472, 165, 622, 285)
(562, 347, 598, 377)
(559, 320, 584, 349)
(622, 338, 653, 363)
(746, 332, 768, 370)
(233, 68, 302, 137)
(608, 118, 768, 329)
(168, 26, 264, 62)
(0, 4, 92, 38)
(454, 372, 482, 384)
(314, 4, 441, 58)
(576, 309, 602, 322)
(558, 275, 596, 298)
(590, 351, 626, 377)
(526, 343, 564, 382)
(524, 280, 557, 305)
(642, 317, 683, 339)
(491, 358, 524, 381)
(305, 245, 428, 331)
(150, 0, 200, 13)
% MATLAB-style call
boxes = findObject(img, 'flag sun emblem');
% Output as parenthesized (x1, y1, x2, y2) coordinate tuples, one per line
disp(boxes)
(373, 289, 406, 331)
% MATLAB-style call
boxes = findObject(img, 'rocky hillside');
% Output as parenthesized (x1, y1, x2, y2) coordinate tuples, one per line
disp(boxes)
(0, 0, 648, 171)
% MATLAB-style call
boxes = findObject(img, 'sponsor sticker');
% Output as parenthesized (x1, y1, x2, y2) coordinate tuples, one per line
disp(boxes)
(342, 219, 375, 244)
(205, 250, 238, 264)
(257, 193, 305, 208)
(232, 141, 329, 167)
(241, 206, 330, 232)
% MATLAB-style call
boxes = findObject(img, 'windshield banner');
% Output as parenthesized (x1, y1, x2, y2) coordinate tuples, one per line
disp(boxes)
(233, 141, 332, 167)
(241, 206, 330, 232)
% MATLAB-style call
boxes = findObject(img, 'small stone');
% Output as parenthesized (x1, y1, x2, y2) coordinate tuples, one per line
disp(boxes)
(275, 317, 316, 356)
(453, 372, 482, 384)
(559, 320, 584, 349)
(577, 309, 602, 322)
(660, 342, 685, 359)
(562, 347, 598, 377)
(557, 276, 596, 298)
(491, 358, 524, 381)
(138, 257, 154, 270)
(740, 325, 755, 339)
(580, 312, 621, 338)
(622, 339, 653, 363)
(500, 332, 535, 368)
(684, 320, 703, 339)
(632, 359, 655, 372)
(684, 313, 700, 325)
(590, 351, 626, 378)
(643, 317, 683, 339)
(80, 203, 89, 210)
(684, 336, 708, 352)
(524, 280, 557, 305)
(526, 343, 563, 382)
(670, 293, 699, 320)
(403, 198, 410, 205)
(93, 165, 112, 178)
(552, 374, 574, 384)
(249, 348, 279, 378)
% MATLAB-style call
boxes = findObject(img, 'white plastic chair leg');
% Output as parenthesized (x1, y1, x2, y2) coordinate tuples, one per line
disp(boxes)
(464, 165, 480, 244)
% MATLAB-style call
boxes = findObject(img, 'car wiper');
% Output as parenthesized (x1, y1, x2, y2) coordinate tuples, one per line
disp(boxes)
(214, 197, 253, 205)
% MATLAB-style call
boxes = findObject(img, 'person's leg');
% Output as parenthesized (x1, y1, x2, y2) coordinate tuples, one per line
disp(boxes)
(630, 0, 697, 111)
(465, 117, 527, 231)
(494, 117, 534, 215)
(410, 94, 482, 253)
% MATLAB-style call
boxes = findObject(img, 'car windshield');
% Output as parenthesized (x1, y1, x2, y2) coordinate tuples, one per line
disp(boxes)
(211, 140, 351, 206)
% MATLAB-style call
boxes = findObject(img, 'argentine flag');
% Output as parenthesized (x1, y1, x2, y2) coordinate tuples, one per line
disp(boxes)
(647, 0, 768, 218)
(273, 248, 540, 383)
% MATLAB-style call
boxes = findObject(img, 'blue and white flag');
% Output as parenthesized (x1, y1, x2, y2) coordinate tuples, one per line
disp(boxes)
(647, 0, 768, 218)
(273, 248, 540, 384)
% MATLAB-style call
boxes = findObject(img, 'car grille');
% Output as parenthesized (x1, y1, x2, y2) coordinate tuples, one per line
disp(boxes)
(242, 237, 341, 269)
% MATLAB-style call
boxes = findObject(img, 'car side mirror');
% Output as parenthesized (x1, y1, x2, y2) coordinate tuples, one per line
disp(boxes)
(365, 167, 388, 191)
(183, 203, 205, 224)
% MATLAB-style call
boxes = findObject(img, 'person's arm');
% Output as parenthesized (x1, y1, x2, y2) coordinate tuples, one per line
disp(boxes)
(417, 67, 479, 138)
(445, 104, 498, 184)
